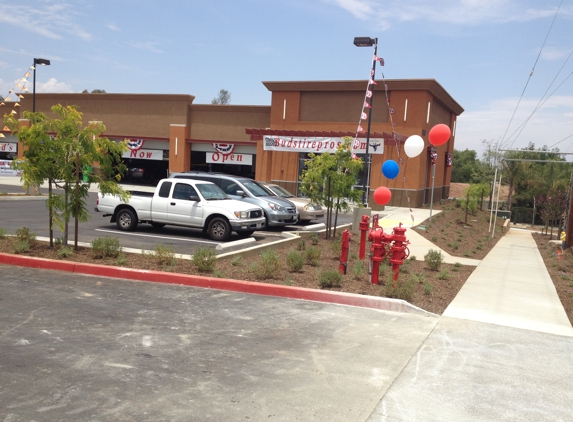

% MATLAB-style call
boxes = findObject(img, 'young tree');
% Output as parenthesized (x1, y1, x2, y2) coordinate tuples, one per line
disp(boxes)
(5, 105, 129, 249)
(299, 138, 363, 239)
(211, 89, 231, 105)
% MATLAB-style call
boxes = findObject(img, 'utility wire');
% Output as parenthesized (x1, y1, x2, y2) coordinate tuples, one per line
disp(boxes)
(506, 68, 573, 149)
(498, 0, 563, 150)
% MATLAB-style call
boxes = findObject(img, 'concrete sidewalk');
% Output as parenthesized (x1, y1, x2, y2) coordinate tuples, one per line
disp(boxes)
(443, 227, 573, 337)
(375, 206, 481, 266)
(367, 226, 573, 421)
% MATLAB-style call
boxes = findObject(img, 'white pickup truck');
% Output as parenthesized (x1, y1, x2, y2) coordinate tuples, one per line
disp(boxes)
(95, 179, 266, 241)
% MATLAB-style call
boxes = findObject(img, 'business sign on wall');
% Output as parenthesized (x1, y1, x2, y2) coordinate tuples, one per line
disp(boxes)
(206, 153, 252, 165)
(0, 159, 20, 176)
(122, 149, 163, 160)
(263, 135, 384, 154)
(0, 142, 17, 153)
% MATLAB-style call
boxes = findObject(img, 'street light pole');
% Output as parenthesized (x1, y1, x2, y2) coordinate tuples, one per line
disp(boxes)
(32, 58, 50, 112)
(354, 37, 378, 207)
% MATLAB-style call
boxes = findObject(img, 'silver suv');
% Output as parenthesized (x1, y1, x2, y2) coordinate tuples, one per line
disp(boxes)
(170, 172, 298, 227)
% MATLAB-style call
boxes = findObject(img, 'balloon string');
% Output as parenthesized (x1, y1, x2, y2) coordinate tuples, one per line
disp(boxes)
(380, 71, 415, 226)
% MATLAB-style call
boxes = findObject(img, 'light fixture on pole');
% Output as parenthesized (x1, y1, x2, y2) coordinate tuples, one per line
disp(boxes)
(353, 37, 378, 207)
(33, 58, 50, 112)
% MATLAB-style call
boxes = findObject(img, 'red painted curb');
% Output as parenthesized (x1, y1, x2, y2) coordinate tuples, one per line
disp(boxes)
(0, 252, 431, 315)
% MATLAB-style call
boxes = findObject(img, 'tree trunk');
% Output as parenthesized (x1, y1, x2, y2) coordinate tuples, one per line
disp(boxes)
(333, 197, 340, 238)
(464, 190, 469, 224)
(49, 179, 54, 247)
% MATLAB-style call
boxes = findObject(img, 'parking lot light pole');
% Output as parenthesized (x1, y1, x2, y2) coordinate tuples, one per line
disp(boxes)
(33, 58, 50, 112)
(353, 37, 378, 207)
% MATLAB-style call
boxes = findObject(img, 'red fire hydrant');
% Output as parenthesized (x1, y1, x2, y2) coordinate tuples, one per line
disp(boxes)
(363, 223, 410, 285)
(368, 227, 386, 285)
(338, 230, 351, 274)
(359, 215, 370, 260)
(388, 224, 410, 282)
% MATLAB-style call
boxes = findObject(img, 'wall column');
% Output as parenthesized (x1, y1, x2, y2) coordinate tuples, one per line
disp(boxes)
(16, 119, 31, 159)
(169, 124, 190, 174)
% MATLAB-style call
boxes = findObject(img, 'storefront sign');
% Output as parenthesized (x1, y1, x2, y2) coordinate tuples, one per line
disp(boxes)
(0, 142, 17, 152)
(0, 159, 20, 176)
(207, 153, 252, 165)
(122, 148, 163, 160)
(263, 135, 384, 154)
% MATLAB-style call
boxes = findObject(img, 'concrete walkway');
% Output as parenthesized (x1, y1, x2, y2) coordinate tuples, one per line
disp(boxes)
(444, 228, 573, 337)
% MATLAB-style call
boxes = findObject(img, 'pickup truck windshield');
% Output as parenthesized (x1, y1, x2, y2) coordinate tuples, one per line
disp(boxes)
(196, 183, 229, 200)
(241, 180, 271, 197)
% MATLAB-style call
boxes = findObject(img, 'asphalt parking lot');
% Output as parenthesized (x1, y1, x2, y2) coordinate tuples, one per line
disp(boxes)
(0, 265, 438, 421)
(0, 182, 352, 256)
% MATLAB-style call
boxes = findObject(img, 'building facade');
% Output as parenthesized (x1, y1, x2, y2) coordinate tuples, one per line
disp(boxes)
(1, 78, 463, 208)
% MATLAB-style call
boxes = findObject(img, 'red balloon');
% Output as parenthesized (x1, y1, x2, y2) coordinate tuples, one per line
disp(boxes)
(373, 186, 392, 205)
(429, 124, 451, 146)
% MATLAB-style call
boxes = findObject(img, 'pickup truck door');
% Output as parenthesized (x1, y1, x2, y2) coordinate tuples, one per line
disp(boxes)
(168, 182, 203, 226)
(150, 181, 172, 222)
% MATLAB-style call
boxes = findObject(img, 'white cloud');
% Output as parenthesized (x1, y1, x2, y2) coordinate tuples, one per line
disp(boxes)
(541, 47, 573, 61)
(36, 78, 74, 93)
(323, 0, 572, 27)
(0, 2, 91, 40)
(456, 95, 573, 155)
(107, 23, 120, 32)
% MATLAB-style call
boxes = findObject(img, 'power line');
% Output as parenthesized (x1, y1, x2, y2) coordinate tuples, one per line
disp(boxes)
(498, 0, 564, 150)
(506, 56, 573, 149)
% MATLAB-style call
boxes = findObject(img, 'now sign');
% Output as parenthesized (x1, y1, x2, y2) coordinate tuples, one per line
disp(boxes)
(122, 149, 163, 160)
(206, 153, 252, 166)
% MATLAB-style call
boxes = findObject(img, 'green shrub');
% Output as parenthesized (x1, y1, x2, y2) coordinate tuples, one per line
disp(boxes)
(330, 238, 341, 256)
(305, 246, 321, 266)
(319, 270, 342, 288)
(212, 269, 225, 278)
(424, 249, 443, 271)
(0, 228, 6, 239)
(309, 232, 319, 245)
(286, 248, 304, 272)
(423, 281, 433, 296)
(13, 240, 30, 254)
(253, 249, 281, 279)
(438, 269, 450, 280)
(155, 244, 176, 266)
(409, 255, 417, 261)
(58, 246, 74, 258)
(116, 252, 128, 266)
(91, 236, 122, 259)
(351, 260, 367, 280)
(15, 227, 36, 244)
(296, 238, 306, 251)
(230, 255, 242, 266)
(385, 275, 416, 301)
(431, 236, 438, 242)
(192, 247, 217, 273)
(55, 237, 63, 246)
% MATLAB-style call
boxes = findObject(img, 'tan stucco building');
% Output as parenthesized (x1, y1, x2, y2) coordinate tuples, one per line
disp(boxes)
(1, 78, 463, 208)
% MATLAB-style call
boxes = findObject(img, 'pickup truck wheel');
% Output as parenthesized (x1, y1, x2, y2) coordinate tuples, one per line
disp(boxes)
(116, 209, 137, 231)
(236, 230, 255, 239)
(208, 217, 231, 241)
(151, 222, 166, 229)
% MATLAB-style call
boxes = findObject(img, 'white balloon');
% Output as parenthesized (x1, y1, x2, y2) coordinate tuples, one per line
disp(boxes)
(404, 135, 425, 158)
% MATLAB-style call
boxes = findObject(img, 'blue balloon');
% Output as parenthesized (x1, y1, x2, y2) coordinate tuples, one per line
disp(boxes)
(382, 160, 400, 179)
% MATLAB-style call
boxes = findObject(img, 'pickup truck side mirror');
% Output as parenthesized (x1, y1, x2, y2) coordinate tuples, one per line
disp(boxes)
(189, 195, 200, 202)
(235, 190, 246, 197)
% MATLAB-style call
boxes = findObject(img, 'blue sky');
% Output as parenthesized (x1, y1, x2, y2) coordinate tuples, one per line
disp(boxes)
(1, 0, 572, 158)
